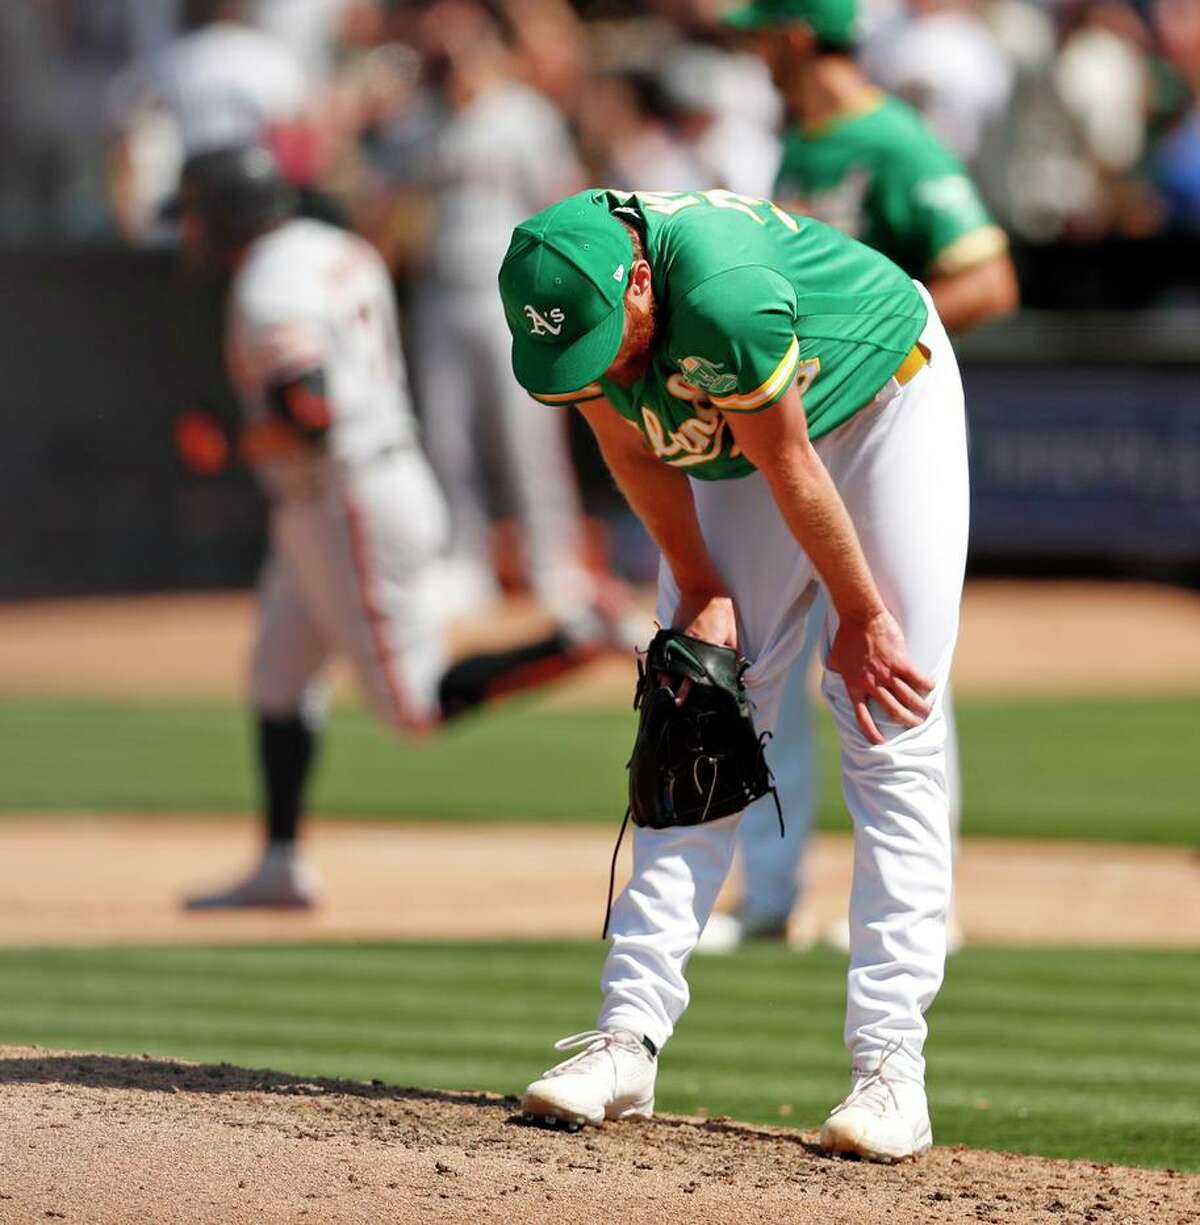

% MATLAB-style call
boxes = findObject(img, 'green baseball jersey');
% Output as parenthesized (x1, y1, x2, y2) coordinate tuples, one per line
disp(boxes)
(532, 188, 927, 481)
(774, 93, 1007, 279)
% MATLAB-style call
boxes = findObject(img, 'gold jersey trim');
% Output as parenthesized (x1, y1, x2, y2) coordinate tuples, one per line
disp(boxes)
(530, 383, 604, 405)
(709, 336, 801, 412)
(931, 225, 1009, 277)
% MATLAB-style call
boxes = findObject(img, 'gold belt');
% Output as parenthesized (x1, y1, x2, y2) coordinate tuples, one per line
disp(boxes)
(893, 342, 928, 386)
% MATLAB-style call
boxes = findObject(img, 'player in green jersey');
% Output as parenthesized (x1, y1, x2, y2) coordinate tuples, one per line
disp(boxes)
(499, 188, 969, 1160)
(522, 189, 928, 465)
(701, 0, 1019, 957)
(727, 0, 1018, 332)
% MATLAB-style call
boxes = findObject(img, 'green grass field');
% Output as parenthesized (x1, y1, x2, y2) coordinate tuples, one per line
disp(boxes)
(0, 940, 1195, 1170)
(1, 695, 1196, 842)
(2, 694, 1196, 1173)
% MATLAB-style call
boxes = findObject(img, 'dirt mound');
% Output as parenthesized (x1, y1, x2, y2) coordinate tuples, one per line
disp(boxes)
(1, 1047, 1194, 1225)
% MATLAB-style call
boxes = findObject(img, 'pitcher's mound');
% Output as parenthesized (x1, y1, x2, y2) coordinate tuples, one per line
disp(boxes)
(0, 1047, 1191, 1224)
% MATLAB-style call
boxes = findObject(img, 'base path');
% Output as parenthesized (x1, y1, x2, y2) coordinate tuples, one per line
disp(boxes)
(0, 816, 1196, 949)
(0, 1046, 1194, 1224)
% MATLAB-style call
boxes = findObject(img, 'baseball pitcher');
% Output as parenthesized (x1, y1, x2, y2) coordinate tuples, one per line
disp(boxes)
(499, 186, 968, 1162)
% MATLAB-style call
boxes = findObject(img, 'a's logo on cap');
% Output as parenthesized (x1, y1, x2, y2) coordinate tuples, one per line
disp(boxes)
(523, 305, 565, 337)
(613, 264, 626, 281)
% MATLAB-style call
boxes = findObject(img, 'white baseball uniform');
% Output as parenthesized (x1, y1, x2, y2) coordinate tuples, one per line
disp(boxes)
(598, 284, 967, 1083)
(226, 216, 449, 729)
(501, 188, 968, 1088)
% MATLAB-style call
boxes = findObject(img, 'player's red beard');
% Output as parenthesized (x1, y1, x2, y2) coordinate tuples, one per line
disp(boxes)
(605, 293, 659, 387)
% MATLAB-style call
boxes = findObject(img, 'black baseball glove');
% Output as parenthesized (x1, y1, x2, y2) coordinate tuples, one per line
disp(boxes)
(602, 628, 782, 937)
(629, 628, 779, 828)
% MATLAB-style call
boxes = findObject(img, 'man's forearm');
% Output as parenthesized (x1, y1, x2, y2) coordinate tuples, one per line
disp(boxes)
(725, 390, 886, 626)
(607, 445, 726, 593)
(761, 441, 886, 624)
(580, 401, 726, 595)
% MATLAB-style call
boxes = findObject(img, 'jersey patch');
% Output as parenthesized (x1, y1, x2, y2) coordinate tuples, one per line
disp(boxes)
(678, 356, 738, 396)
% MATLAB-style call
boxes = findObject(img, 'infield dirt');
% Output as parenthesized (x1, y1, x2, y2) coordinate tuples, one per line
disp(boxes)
(2, 1046, 1197, 1225)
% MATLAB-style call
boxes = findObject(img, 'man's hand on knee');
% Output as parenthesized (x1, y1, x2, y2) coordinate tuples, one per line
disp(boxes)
(827, 609, 933, 745)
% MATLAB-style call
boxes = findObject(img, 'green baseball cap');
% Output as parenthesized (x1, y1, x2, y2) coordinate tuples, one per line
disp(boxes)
(720, 0, 857, 47)
(499, 192, 633, 398)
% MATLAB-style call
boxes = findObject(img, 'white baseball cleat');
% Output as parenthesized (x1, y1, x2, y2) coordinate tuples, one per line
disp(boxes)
(695, 909, 790, 955)
(520, 1029, 657, 1129)
(183, 845, 318, 910)
(695, 911, 749, 954)
(818, 1066, 932, 1162)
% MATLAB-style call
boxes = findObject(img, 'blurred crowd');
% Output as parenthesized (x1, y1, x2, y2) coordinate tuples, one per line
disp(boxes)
(1, 0, 1199, 248)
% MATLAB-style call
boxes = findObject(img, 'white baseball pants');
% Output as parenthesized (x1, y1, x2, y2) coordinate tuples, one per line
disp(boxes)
(249, 449, 449, 731)
(737, 598, 964, 927)
(737, 602, 821, 930)
(598, 289, 969, 1083)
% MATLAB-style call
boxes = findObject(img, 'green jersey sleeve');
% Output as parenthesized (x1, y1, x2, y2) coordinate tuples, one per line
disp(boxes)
(671, 266, 805, 414)
(874, 139, 1007, 277)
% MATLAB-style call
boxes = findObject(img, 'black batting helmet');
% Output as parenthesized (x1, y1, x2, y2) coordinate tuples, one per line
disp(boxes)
(165, 145, 296, 252)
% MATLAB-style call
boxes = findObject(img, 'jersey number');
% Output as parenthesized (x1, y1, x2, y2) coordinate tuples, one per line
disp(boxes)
(632, 190, 800, 233)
